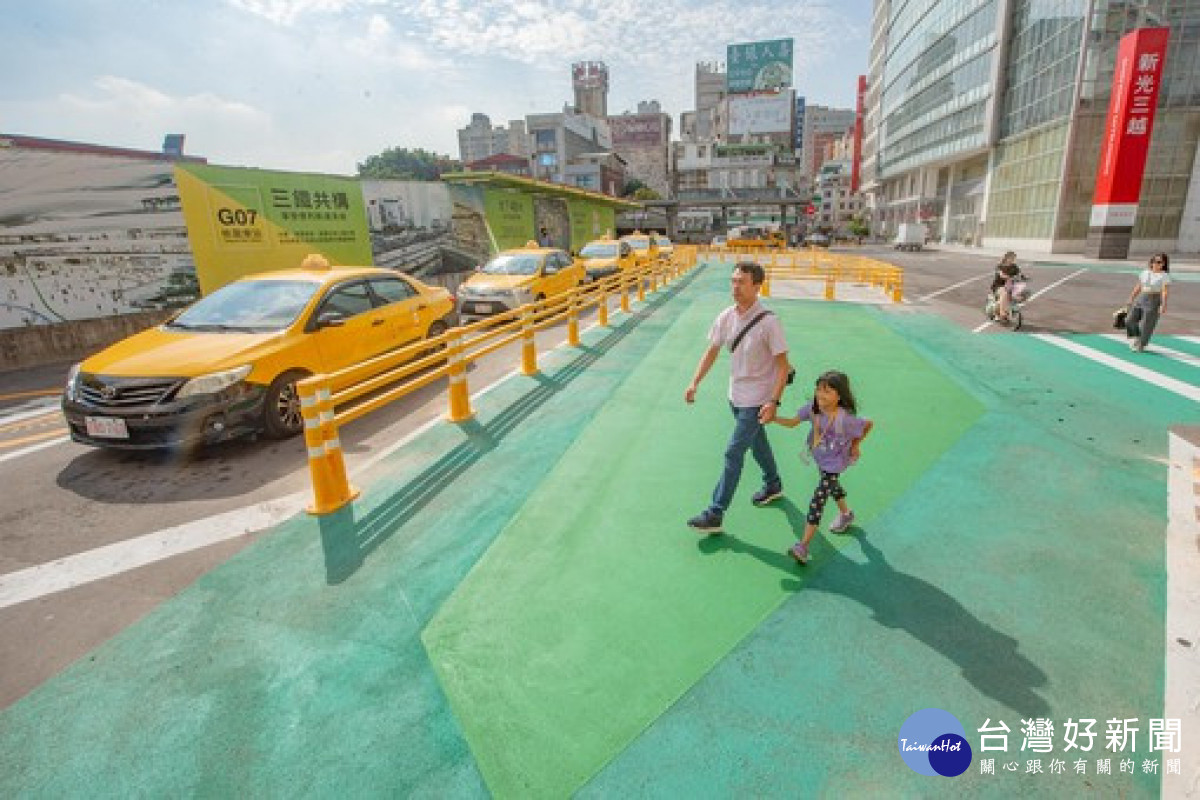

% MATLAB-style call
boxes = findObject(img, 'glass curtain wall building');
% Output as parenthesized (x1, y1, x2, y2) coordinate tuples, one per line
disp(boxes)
(871, 0, 1200, 255)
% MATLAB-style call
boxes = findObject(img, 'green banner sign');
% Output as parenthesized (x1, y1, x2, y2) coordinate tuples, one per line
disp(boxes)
(727, 38, 794, 94)
(483, 190, 536, 252)
(568, 200, 615, 251)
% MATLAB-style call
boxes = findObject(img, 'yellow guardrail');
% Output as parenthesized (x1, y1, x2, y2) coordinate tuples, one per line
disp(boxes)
(298, 248, 701, 515)
(700, 246, 904, 303)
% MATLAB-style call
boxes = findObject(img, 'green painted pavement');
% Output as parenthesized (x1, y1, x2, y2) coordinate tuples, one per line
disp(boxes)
(421, 271, 983, 798)
(582, 310, 1187, 797)
(1075, 333, 1200, 385)
(1154, 334, 1200, 359)
(0, 272, 699, 797)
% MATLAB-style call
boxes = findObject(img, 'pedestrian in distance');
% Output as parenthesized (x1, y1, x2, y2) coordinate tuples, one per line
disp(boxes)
(538, 226, 552, 247)
(772, 370, 873, 565)
(685, 261, 792, 534)
(1125, 253, 1171, 352)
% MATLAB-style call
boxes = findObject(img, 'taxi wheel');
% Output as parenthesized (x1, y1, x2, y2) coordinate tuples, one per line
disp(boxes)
(263, 370, 309, 439)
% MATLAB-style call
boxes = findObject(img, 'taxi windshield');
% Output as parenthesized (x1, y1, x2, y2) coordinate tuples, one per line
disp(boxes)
(625, 238, 649, 250)
(481, 254, 541, 275)
(167, 279, 319, 332)
(580, 243, 618, 258)
(655, 237, 670, 247)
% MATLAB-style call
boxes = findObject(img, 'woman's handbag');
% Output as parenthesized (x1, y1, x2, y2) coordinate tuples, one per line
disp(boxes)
(1112, 306, 1128, 329)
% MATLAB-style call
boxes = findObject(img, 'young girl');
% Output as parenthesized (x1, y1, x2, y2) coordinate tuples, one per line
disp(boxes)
(773, 371, 874, 564)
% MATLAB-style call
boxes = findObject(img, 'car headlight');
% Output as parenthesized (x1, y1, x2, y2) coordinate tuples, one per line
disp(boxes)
(176, 365, 253, 399)
(65, 363, 81, 401)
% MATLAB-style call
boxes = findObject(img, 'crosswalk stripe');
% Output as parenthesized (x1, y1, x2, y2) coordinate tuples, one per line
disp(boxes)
(1100, 334, 1200, 367)
(1032, 334, 1200, 403)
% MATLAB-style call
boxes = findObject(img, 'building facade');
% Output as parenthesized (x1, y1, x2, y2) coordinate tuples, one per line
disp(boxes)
(869, 0, 1200, 255)
(457, 113, 528, 165)
(526, 109, 614, 189)
(609, 101, 672, 197)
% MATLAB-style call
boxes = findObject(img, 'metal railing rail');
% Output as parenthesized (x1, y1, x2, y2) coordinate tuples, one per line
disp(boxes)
(699, 246, 904, 303)
(298, 248, 700, 514)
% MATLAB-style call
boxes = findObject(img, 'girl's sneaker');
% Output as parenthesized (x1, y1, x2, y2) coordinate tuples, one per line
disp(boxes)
(829, 510, 855, 533)
(789, 542, 809, 564)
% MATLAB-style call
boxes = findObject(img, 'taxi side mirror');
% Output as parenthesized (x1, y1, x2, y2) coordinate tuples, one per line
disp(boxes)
(316, 310, 347, 329)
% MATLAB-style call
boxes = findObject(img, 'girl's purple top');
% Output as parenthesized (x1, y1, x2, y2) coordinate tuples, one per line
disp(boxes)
(797, 405, 869, 473)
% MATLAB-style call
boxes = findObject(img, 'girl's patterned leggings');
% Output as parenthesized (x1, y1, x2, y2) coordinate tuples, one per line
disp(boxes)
(807, 471, 846, 525)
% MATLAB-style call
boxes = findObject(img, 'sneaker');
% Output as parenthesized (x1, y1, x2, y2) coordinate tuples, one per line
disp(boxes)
(789, 542, 809, 564)
(829, 510, 856, 534)
(1129, 339, 1138, 351)
(687, 509, 724, 534)
(751, 484, 783, 506)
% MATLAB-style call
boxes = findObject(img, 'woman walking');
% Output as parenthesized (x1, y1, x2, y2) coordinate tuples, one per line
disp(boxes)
(1126, 253, 1171, 352)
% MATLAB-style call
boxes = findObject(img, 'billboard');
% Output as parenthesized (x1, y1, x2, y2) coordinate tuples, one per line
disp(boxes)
(728, 91, 794, 136)
(609, 115, 666, 148)
(794, 96, 807, 152)
(727, 38, 794, 94)
(0, 144, 199, 329)
(852, 76, 867, 193)
(568, 199, 616, 248)
(175, 164, 372, 294)
(1090, 27, 1170, 230)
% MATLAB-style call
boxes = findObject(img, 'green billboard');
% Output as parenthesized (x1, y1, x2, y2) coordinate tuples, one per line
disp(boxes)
(568, 199, 615, 250)
(483, 190, 536, 252)
(727, 38, 794, 94)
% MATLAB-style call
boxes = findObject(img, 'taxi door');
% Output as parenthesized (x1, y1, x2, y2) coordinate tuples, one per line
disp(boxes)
(308, 280, 392, 374)
(543, 251, 579, 297)
(367, 275, 426, 349)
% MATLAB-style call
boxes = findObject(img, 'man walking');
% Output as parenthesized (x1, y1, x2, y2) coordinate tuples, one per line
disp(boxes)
(685, 261, 792, 533)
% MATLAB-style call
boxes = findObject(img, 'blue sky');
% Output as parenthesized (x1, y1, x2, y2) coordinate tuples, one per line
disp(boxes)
(1, 0, 872, 175)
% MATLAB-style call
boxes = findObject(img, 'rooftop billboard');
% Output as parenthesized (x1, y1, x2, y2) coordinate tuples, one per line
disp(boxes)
(727, 38, 794, 94)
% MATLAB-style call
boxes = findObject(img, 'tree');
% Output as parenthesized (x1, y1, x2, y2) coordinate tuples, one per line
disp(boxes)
(621, 179, 647, 197)
(356, 147, 461, 181)
(631, 186, 661, 201)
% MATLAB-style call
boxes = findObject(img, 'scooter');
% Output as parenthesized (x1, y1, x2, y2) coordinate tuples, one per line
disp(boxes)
(983, 276, 1029, 330)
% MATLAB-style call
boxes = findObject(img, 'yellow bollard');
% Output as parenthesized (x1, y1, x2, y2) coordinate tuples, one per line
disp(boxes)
(637, 273, 646, 302)
(825, 274, 836, 301)
(447, 333, 475, 421)
(598, 288, 609, 327)
(892, 274, 904, 303)
(568, 297, 580, 346)
(301, 378, 358, 515)
(520, 311, 537, 376)
(762, 271, 772, 297)
(620, 277, 630, 313)
(299, 381, 336, 515)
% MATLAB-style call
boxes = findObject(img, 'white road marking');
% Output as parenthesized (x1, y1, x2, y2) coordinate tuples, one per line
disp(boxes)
(1164, 433, 1200, 797)
(0, 404, 60, 427)
(916, 272, 991, 301)
(0, 498, 305, 609)
(0, 436, 70, 464)
(973, 268, 1088, 333)
(1101, 334, 1200, 367)
(1032, 334, 1200, 403)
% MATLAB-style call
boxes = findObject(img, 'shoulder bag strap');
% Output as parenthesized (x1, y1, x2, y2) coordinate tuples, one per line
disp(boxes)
(730, 310, 772, 352)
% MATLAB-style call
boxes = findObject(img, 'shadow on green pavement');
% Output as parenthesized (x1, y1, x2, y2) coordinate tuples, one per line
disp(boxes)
(317, 268, 701, 584)
(699, 498, 1051, 718)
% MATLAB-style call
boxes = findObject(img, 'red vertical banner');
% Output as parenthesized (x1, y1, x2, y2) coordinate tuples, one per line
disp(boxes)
(851, 75, 866, 193)
(1090, 27, 1170, 229)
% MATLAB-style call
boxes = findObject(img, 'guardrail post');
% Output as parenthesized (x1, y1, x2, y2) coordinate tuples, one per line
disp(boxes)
(762, 270, 772, 297)
(447, 333, 474, 421)
(824, 273, 836, 301)
(301, 377, 358, 515)
(520, 310, 538, 375)
(620, 275, 630, 313)
(637, 271, 646, 302)
(598, 287, 609, 327)
(568, 296, 580, 346)
(892, 273, 904, 303)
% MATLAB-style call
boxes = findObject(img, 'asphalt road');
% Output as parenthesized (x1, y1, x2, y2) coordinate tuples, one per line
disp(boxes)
(0, 248, 1195, 708)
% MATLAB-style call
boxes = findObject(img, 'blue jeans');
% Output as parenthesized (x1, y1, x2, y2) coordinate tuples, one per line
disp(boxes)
(709, 404, 781, 515)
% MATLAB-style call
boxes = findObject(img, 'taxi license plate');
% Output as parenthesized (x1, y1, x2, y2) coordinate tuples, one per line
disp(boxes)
(85, 416, 129, 439)
(469, 302, 496, 314)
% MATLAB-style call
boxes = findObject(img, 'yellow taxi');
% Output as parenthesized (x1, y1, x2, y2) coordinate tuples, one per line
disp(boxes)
(620, 231, 660, 268)
(62, 256, 456, 450)
(653, 233, 674, 261)
(457, 241, 585, 322)
(577, 235, 637, 282)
